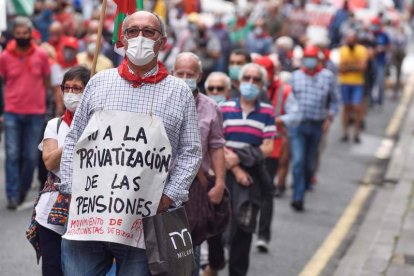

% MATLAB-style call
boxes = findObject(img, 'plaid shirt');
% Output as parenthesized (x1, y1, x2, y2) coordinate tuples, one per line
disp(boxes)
(59, 66, 202, 206)
(291, 68, 338, 121)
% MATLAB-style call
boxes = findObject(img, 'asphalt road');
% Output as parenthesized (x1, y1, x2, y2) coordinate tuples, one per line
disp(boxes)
(0, 87, 401, 276)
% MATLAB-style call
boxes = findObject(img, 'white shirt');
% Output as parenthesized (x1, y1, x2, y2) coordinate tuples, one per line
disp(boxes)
(35, 118, 70, 235)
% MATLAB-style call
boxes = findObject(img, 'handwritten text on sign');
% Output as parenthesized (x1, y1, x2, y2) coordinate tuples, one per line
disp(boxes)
(63, 111, 172, 248)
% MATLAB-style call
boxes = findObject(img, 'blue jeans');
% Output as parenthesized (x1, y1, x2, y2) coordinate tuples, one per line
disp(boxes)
(289, 121, 323, 202)
(4, 112, 44, 201)
(61, 239, 150, 276)
(373, 62, 386, 105)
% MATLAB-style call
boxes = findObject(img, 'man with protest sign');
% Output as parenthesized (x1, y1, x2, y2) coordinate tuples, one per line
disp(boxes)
(52, 11, 202, 275)
(172, 52, 227, 275)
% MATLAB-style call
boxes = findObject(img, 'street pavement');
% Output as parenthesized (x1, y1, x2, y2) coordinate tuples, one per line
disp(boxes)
(0, 77, 408, 276)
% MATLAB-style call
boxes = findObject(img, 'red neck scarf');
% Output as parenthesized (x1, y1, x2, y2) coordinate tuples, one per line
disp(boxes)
(62, 110, 74, 126)
(117, 59, 169, 88)
(301, 65, 323, 76)
(56, 50, 78, 69)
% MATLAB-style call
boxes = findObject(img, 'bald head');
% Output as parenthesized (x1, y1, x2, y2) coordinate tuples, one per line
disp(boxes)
(122, 11, 166, 37)
(172, 52, 203, 85)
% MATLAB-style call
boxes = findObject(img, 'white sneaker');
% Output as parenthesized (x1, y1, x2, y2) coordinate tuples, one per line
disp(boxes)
(256, 239, 269, 253)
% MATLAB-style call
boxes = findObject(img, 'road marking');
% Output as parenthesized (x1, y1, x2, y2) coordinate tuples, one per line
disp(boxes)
(299, 76, 414, 276)
(299, 184, 373, 276)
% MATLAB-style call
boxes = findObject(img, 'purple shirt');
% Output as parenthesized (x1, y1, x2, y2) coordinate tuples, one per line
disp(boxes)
(195, 93, 225, 172)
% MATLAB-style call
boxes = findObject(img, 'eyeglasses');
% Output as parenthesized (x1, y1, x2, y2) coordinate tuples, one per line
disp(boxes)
(242, 75, 262, 83)
(61, 85, 84, 93)
(207, 86, 225, 92)
(124, 27, 161, 39)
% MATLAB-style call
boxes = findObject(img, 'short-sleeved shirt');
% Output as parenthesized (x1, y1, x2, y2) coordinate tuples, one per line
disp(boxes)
(374, 32, 390, 65)
(339, 44, 368, 85)
(195, 93, 225, 172)
(0, 47, 50, 114)
(35, 117, 70, 235)
(220, 99, 277, 149)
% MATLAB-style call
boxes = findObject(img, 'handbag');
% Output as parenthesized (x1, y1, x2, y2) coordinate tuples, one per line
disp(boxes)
(143, 206, 195, 276)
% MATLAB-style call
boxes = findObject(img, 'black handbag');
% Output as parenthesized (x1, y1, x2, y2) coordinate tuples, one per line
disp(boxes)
(142, 206, 195, 276)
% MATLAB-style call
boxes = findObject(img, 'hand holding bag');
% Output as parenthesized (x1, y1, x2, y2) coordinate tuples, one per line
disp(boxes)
(143, 206, 195, 276)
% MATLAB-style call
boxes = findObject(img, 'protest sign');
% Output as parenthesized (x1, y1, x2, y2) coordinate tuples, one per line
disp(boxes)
(63, 110, 172, 249)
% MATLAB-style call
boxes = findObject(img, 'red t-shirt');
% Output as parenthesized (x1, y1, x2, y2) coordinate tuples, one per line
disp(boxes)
(0, 44, 50, 114)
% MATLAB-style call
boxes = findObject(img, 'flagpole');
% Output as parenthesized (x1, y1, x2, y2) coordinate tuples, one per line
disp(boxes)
(91, 0, 108, 76)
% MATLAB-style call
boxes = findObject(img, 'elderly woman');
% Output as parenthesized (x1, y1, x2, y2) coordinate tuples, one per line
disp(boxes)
(27, 65, 90, 276)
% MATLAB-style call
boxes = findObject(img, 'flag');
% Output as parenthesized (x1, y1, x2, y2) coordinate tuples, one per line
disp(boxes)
(0, 0, 7, 32)
(7, 0, 35, 16)
(112, 0, 144, 49)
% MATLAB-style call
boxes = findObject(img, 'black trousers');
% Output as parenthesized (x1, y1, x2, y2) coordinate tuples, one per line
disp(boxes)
(207, 233, 225, 270)
(257, 158, 279, 241)
(38, 224, 63, 276)
(229, 226, 253, 276)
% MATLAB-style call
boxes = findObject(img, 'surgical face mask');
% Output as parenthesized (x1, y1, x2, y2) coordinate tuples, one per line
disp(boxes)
(63, 48, 77, 62)
(181, 78, 198, 91)
(240, 82, 260, 101)
(63, 93, 82, 112)
(209, 94, 227, 104)
(126, 36, 158, 66)
(303, 57, 318, 70)
(87, 42, 96, 55)
(229, 65, 241, 80)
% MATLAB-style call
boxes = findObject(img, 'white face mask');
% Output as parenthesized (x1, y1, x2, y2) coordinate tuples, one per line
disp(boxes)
(87, 42, 96, 55)
(64, 93, 82, 112)
(181, 78, 198, 91)
(126, 36, 157, 66)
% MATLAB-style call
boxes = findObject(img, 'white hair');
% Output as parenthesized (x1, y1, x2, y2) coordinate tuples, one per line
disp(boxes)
(239, 63, 268, 84)
(13, 16, 33, 31)
(205, 72, 231, 91)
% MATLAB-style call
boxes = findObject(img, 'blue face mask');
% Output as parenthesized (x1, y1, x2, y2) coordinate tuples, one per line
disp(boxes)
(229, 65, 241, 81)
(303, 57, 318, 70)
(209, 94, 227, 104)
(240, 82, 260, 101)
(181, 78, 198, 91)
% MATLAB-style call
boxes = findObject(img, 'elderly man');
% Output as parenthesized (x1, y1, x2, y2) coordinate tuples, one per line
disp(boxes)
(204, 72, 231, 104)
(0, 16, 50, 209)
(221, 63, 276, 276)
(172, 53, 226, 276)
(56, 11, 201, 275)
(289, 45, 338, 211)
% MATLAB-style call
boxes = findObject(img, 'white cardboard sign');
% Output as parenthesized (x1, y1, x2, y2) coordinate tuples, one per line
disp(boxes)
(63, 111, 172, 248)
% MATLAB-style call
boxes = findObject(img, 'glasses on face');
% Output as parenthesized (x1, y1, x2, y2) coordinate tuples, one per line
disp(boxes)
(207, 86, 225, 92)
(124, 27, 161, 39)
(242, 75, 262, 84)
(61, 85, 84, 93)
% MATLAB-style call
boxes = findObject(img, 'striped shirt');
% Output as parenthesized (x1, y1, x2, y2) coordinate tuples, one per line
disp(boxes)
(59, 66, 202, 206)
(291, 68, 338, 122)
(220, 99, 277, 149)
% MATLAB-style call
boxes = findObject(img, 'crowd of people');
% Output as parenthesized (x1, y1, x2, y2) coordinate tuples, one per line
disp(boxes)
(0, 0, 411, 276)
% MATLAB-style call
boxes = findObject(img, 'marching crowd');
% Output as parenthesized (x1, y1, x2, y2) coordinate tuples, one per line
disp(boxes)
(0, 0, 411, 276)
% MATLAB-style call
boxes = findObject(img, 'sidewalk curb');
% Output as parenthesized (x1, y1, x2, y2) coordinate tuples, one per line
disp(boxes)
(300, 75, 414, 276)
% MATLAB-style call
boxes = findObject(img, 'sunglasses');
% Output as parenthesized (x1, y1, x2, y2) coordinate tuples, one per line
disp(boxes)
(60, 85, 84, 93)
(242, 75, 262, 83)
(207, 86, 225, 92)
